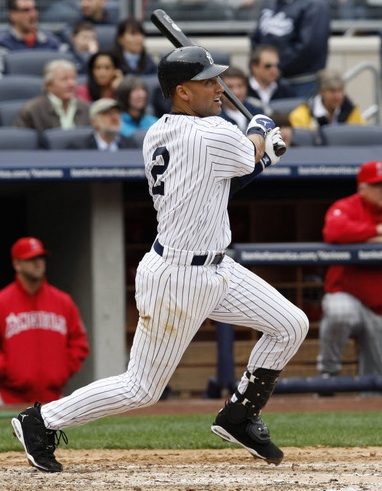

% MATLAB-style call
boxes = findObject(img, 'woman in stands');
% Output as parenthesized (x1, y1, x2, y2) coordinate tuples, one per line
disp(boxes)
(116, 74, 157, 138)
(75, 51, 123, 102)
(112, 17, 157, 76)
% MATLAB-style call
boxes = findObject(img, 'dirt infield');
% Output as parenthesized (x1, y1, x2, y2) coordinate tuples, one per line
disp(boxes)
(2, 395, 382, 491)
(1, 447, 381, 491)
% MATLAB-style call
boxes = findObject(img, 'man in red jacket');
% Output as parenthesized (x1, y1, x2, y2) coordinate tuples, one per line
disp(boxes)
(0, 237, 89, 404)
(317, 160, 382, 377)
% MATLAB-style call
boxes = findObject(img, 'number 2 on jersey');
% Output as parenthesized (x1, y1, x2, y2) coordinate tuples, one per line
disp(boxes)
(151, 147, 169, 195)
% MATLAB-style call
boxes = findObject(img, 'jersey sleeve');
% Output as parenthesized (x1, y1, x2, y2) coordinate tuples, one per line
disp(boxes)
(203, 119, 255, 180)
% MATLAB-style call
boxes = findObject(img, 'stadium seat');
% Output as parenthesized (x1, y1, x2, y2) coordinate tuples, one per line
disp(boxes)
(321, 124, 382, 146)
(41, 127, 93, 149)
(0, 75, 43, 101)
(269, 97, 306, 115)
(0, 127, 39, 150)
(0, 100, 28, 126)
(292, 128, 318, 146)
(3, 50, 75, 76)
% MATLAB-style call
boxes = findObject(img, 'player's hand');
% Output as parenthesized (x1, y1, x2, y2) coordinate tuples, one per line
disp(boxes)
(246, 114, 276, 138)
(262, 127, 285, 167)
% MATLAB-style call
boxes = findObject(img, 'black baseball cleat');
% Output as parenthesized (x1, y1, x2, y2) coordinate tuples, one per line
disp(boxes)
(211, 405, 284, 465)
(11, 402, 67, 473)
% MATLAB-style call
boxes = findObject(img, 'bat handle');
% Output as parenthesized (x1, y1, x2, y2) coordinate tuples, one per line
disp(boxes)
(274, 142, 287, 157)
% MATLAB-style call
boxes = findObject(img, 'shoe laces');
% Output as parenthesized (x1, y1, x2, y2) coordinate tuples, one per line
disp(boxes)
(46, 429, 68, 452)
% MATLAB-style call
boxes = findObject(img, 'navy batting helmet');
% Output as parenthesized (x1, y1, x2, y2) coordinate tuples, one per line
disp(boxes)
(157, 46, 229, 99)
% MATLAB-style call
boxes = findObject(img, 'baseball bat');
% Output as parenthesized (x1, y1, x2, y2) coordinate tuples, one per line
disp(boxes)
(150, 9, 286, 157)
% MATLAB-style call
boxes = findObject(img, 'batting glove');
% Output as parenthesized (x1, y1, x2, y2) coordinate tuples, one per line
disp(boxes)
(262, 127, 285, 167)
(246, 114, 276, 138)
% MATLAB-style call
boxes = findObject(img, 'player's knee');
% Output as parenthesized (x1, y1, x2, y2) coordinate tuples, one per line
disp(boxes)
(288, 307, 309, 347)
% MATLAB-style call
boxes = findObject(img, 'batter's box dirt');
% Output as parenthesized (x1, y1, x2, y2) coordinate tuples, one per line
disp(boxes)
(0, 447, 381, 491)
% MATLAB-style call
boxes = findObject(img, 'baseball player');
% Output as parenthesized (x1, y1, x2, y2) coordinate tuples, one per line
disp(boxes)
(11, 46, 309, 473)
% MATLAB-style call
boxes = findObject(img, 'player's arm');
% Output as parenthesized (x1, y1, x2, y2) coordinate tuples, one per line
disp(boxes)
(230, 115, 285, 197)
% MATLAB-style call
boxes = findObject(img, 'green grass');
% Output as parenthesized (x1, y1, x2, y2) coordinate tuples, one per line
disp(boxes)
(1, 411, 381, 452)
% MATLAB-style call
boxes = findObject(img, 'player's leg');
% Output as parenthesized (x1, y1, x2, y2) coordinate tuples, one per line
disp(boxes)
(357, 307, 382, 376)
(209, 257, 309, 464)
(317, 292, 362, 376)
(11, 251, 227, 471)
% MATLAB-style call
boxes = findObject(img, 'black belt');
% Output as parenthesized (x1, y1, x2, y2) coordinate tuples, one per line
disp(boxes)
(153, 240, 225, 266)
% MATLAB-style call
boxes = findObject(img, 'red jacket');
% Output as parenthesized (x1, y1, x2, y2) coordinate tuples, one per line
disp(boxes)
(0, 277, 89, 404)
(323, 193, 382, 314)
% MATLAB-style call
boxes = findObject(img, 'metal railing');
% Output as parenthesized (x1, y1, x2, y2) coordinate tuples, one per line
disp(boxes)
(344, 61, 382, 123)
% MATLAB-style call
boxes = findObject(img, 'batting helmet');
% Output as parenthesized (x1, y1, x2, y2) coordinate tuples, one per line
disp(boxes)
(157, 46, 229, 99)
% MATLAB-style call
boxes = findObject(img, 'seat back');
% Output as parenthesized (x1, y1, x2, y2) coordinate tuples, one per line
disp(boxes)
(269, 97, 306, 115)
(0, 100, 29, 126)
(0, 75, 43, 101)
(0, 127, 39, 149)
(94, 25, 117, 51)
(3, 50, 75, 76)
(131, 129, 148, 148)
(292, 128, 318, 146)
(321, 124, 382, 146)
(42, 126, 93, 149)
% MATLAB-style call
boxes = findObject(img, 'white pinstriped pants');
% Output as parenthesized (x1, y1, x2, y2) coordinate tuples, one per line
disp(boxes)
(42, 251, 308, 430)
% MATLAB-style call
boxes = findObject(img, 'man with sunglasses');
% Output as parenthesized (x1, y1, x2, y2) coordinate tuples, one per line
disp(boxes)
(317, 161, 382, 379)
(247, 44, 296, 114)
(0, 0, 63, 60)
(250, 0, 330, 98)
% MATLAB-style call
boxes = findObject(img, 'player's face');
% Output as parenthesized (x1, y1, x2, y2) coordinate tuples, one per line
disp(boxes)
(181, 77, 225, 117)
(359, 182, 382, 209)
(14, 256, 46, 282)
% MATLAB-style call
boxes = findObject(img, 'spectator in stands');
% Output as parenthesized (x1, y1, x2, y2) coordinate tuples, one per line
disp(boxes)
(219, 66, 263, 132)
(317, 160, 382, 378)
(67, 97, 137, 150)
(112, 17, 157, 76)
(14, 59, 90, 136)
(289, 68, 366, 143)
(271, 111, 295, 148)
(250, 0, 331, 98)
(66, 21, 99, 75)
(0, 0, 63, 67)
(247, 45, 296, 114)
(0, 236, 89, 404)
(116, 75, 158, 138)
(75, 51, 123, 102)
(75, 0, 119, 25)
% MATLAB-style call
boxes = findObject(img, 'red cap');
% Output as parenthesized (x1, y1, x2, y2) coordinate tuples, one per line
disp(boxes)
(357, 161, 382, 185)
(11, 237, 49, 260)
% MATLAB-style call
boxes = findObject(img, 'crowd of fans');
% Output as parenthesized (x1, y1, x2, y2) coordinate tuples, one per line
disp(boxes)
(0, 0, 374, 151)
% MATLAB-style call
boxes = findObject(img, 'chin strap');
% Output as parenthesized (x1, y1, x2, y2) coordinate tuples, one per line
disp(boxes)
(225, 368, 281, 424)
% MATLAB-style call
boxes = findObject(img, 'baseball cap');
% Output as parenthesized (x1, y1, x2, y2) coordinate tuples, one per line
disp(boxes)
(89, 98, 121, 119)
(11, 237, 49, 260)
(357, 161, 382, 185)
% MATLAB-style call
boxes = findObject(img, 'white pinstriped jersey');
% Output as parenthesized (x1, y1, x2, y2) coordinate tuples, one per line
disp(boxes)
(38, 112, 309, 433)
(143, 114, 255, 252)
